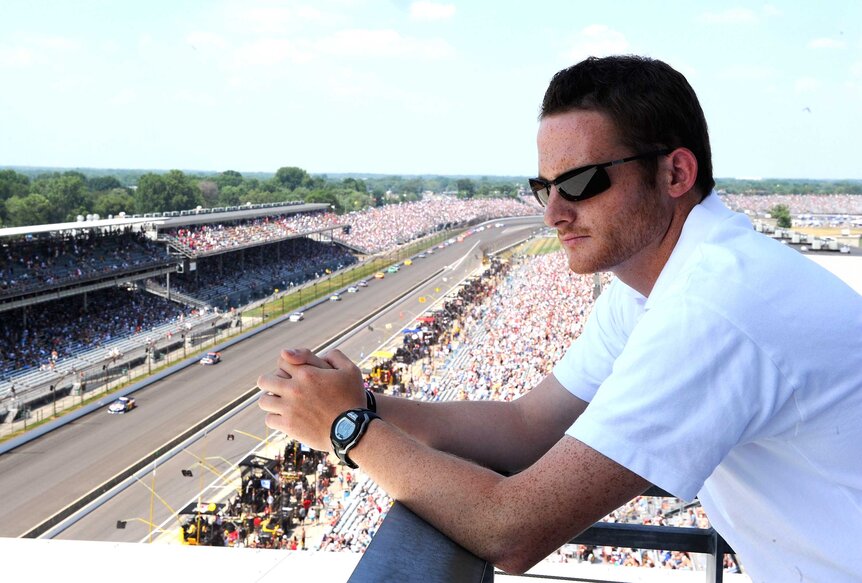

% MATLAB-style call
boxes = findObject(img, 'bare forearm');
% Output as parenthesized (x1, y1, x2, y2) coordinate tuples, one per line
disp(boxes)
(375, 394, 546, 472)
(350, 420, 649, 574)
(351, 418, 528, 568)
(373, 375, 585, 473)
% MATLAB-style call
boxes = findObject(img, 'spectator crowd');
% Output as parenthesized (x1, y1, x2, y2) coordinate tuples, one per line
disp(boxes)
(0, 287, 197, 377)
(305, 249, 740, 572)
(1, 229, 170, 297)
(1, 197, 535, 384)
(719, 193, 862, 218)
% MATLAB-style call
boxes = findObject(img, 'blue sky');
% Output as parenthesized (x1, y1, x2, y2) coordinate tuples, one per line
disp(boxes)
(1, 0, 860, 179)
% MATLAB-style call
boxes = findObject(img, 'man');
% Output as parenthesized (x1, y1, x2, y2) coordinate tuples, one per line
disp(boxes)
(258, 56, 862, 580)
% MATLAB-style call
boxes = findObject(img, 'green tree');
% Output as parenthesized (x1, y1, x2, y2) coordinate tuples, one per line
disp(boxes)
(275, 166, 310, 190)
(93, 188, 136, 217)
(0, 170, 30, 223)
(770, 203, 792, 228)
(341, 177, 367, 193)
(0, 169, 30, 201)
(135, 170, 202, 213)
(306, 190, 343, 213)
(456, 178, 476, 198)
(5, 193, 53, 226)
(87, 175, 123, 191)
(218, 185, 245, 206)
(30, 173, 89, 222)
(215, 170, 244, 189)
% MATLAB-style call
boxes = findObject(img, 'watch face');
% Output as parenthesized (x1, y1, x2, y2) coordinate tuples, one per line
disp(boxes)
(334, 417, 357, 440)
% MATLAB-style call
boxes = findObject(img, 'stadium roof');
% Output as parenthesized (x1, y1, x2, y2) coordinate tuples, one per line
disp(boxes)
(0, 216, 158, 239)
(0, 202, 331, 239)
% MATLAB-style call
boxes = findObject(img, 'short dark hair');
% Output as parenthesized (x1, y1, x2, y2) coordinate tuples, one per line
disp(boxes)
(540, 55, 714, 199)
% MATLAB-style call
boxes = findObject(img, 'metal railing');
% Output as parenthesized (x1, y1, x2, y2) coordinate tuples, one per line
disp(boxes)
(348, 492, 736, 583)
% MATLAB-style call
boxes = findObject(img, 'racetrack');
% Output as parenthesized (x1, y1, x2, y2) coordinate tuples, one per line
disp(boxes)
(0, 217, 544, 541)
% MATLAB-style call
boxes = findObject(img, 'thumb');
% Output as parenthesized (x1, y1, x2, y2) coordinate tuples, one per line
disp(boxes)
(281, 348, 333, 369)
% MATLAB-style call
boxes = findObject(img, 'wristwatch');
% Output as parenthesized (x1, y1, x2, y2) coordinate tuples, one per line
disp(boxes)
(330, 408, 380, 468)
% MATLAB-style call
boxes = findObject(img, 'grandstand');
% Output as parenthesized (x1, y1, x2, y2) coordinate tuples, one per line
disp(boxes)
(0, 200, 343, 421)
(0, 196, 537, 424)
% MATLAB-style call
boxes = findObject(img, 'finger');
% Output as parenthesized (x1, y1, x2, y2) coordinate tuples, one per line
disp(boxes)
(258, 392, 281, 412)
(321, 348, 356, 370)
(257, 371, 291, 396)
(281, 348, 333, 369)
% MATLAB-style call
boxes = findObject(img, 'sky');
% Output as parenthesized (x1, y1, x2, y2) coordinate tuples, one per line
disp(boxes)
(1, 0, 861, 180)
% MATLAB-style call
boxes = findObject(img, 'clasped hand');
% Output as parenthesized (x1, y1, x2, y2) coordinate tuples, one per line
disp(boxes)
(257, 348, 366, 452)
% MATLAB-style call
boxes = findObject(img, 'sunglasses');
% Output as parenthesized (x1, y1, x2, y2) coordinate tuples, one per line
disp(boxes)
(529, 149, 672, 207)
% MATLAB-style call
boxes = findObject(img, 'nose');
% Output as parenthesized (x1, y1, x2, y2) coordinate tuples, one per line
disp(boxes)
(542, 185, 573, 228)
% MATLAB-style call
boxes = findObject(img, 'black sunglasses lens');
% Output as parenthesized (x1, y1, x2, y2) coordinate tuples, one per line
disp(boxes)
(557, 166, 609, 202)
(529, 179, 550, 206)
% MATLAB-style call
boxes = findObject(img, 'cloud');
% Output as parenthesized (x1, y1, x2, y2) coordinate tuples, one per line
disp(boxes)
(808, 37, 846, 49)
(564, 25, 629, 62)
(229, 28, 455, 69)
(794, 77, 820, 93)
(174, 89, 219, 108)
(0, 35, 80, 69)
(761, 4, 782, 17)
(109, 88, 137, 106)
(410, 1, 456, 21)
(186, 31, 227, 50)
(0, 46, 33, 68)
(231, 37, 313, 67)
(226, 3, 326, 34)
(322, 29, 455, 59)
(698, 8, 757, 24)
(718, 64, 776, 82)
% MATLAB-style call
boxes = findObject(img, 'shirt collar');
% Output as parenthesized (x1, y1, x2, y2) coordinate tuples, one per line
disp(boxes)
(643, 192, 744, 310)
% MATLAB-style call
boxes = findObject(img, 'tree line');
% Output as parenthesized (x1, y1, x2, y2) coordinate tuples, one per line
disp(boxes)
(0, 167, 523, 228)
(1, 166, 859, 229)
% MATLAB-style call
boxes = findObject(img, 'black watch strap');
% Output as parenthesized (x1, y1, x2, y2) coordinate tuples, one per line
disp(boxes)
(330, 408, 380, 469)
(365, 389, 377, 412)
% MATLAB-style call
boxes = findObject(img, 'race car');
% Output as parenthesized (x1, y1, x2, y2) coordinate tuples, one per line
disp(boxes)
(108, 396, 136, 414)
(288, 311, 304, 322)
(329, 294, 341, 302)
(347, 286, 359, 293)
(374, 272, 385, 279)
(199, 351, 221, 365)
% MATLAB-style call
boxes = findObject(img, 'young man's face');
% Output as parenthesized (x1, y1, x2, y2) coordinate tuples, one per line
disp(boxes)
(537, 109, 673, 280)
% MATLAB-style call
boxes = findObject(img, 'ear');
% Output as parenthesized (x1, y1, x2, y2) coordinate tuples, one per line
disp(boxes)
(664, 147, 698, 199)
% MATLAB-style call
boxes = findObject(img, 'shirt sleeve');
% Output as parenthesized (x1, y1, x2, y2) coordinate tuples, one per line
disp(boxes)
(553, 278, 643, 402)
(566, 297, 790, 501)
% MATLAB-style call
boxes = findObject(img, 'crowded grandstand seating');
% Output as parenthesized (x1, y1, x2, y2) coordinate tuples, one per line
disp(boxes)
(0, 230, 171, 297)
(161, 211, 343, 255)
(0, 287, 205, 378)
(331, 197, 538, 253)
(165, 238, 357, 310)
(721, 193, 862, 217)
(0, 197, 537, 401)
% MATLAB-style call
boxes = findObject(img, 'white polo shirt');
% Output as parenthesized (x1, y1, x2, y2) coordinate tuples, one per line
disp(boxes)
(553, 193, 862, 581)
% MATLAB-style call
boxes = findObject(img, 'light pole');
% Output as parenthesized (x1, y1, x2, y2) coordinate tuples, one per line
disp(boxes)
(50, 384, 56, 417)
